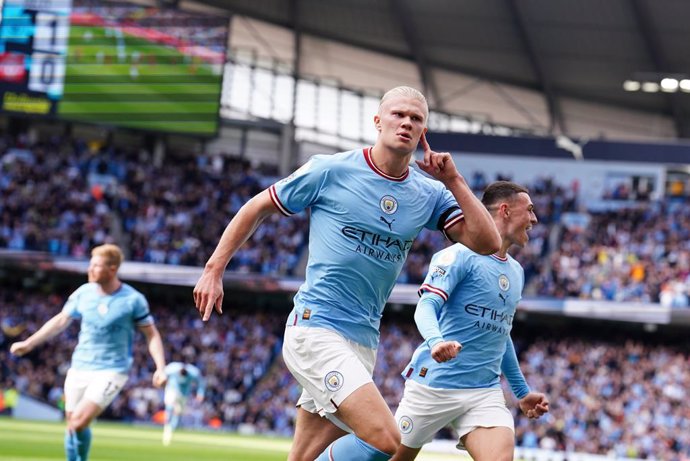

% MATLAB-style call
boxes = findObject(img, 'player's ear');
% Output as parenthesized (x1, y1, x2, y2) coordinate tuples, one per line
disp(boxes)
(374, 115, 381, 131)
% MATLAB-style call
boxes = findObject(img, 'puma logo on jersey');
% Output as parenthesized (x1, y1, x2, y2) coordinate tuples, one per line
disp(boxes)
(379, 216, 395, 231)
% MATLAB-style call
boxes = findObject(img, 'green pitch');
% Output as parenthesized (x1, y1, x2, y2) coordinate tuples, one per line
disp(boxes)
(59, 25, 223, 136)
(0, 418, 290, 461)
(0, 418, 476, 461)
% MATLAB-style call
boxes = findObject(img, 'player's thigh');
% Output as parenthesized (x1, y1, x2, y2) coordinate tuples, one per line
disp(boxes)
(394, 380, 466, 450)
(282, 326, 376, 415)
(453, 388, 514, 457)
(283, 326, 397, 451)
(335, 382, 398, 447)
(288, 406, 347, 461)
(82, 370, 128, 410)
(462, 426, 515, 461)
(64, 368, 89, 414)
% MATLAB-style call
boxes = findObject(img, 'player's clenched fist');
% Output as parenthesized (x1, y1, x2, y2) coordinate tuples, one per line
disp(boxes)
(430, 340, 463, 363)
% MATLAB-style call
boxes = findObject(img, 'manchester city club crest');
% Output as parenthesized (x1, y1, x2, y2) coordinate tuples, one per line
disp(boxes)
(498, 274, 510, 291)
(398, 416, 414, 434)
(379, 195, 398, 214)
(324, 371, 344, 392)
(97, 303, 109, 316)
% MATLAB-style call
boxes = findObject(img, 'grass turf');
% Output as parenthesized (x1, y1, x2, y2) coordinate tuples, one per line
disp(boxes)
(59, 25, 223, 136)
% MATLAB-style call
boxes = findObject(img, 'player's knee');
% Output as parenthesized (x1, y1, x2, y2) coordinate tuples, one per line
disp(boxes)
(362, 425, 400, 455)
(67, 413, 91, 432)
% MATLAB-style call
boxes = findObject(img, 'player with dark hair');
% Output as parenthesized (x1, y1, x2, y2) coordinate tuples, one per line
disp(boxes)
(162, 362, 205, 446)
(392, 181, 549, 461)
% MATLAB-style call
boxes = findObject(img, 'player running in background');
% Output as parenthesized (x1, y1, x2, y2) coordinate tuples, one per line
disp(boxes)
(162, 362, 205, 446)
(10, 244, 167, 461)
(193, 86, 501, 461)
(392, 181, 549, 461)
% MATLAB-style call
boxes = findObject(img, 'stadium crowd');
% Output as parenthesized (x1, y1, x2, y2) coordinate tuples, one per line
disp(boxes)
(0, 135, 308, 275)
(2, 290, 689, 460)
(3, 132, 690, 304)
(530, 200, 690, 306)
(0, 133, 565, 285)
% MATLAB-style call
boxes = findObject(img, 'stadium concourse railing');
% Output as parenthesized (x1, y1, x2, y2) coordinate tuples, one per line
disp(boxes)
(2, 250, 689, 327)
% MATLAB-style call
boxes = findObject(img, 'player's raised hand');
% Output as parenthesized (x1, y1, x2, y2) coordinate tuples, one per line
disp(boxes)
(10, 340, 32, 357)
(193, 270, 224, 321)
(415, 132, 461, 184)
(518, 392, 550, 419)
(430, 340, 463, 363)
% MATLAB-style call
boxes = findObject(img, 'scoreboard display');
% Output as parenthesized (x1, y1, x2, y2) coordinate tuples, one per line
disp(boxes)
(0, 0, 227, 136)
(0, 0, 71, 116)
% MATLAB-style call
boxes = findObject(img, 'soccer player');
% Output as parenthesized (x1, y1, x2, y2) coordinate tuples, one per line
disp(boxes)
(10, 244, 167, 461)
(392, 181, 549, 461)
(193, 86, 501, 461)
(161, 361, 205, 446)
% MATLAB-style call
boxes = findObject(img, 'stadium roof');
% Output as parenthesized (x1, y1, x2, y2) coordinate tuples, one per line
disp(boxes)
(198, 0, 690, 137)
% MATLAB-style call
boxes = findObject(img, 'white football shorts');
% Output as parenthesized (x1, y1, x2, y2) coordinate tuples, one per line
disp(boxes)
(64, 368, 128, 412)
(395, 379, 514, 450)
(164, 388, 187, 409)
(282, 325, 376, 428)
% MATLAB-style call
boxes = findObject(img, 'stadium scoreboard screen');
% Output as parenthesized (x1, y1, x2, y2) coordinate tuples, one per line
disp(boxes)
(0, 0, 228, 136)
(0, 0, 71, 116)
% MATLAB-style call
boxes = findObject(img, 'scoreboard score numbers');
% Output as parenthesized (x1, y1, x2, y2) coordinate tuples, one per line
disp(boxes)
(0, 0, 71, 116)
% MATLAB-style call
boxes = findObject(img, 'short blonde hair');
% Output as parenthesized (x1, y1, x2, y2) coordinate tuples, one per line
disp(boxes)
(379, 86, 429, 121)
(91, 244, 124, 268)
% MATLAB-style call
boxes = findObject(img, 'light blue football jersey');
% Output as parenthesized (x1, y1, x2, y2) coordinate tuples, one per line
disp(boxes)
(63, 282, 153, 373)
(403, 243, 526, 391)
(271, 147, 463, 348)
(164, 362, 205, 398)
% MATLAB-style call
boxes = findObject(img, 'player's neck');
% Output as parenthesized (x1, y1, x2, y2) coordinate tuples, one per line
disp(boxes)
(371, 144, 411, 177)
(98, 279, 122, 295)
(497, 240, 512, 259)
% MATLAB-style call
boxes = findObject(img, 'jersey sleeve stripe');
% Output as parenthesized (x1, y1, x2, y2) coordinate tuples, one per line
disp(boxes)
(418, 284, 449, 301)
(269, 184, 294, 216)
(443, 213, 464, 231)
(134, 313, 151, 322)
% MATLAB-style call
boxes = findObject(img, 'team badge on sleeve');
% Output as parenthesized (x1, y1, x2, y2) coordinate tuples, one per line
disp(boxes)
(436, 249, 456, 266)
(324, 371, 344, 392)
(278, 159, 313, 185)
(398, 416, 414, 434)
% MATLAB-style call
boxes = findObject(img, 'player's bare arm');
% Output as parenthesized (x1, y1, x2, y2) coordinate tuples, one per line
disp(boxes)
(193, 189, 283, 321)
(140, 323, 167, 387)
(416, 133, 500, 255)
(518, 392, 550, 419)
(430, 340, 463, 363)
(9, 311, 72, 356)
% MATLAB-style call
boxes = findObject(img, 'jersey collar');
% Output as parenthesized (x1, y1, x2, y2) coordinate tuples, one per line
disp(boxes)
(363, 147, 409, 182)
(490, 253, 508, 262)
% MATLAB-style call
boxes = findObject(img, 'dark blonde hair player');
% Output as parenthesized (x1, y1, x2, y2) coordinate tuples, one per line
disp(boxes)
(11, 244, 167, 461)
(193, 86, 501, 461)
(392, 181, 549, 461)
